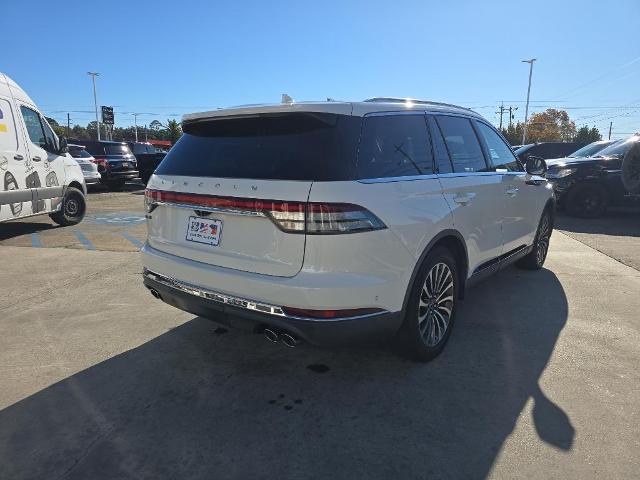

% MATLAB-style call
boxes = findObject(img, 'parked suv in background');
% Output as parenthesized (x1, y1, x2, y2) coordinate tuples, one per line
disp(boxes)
(128, 141, 166, 184)
(68, 144, 101, 186)
(515, 142, 584, 163)
(142, 98, 554, 361)
(547, 135, 640, 217)
(74, 140, 139, 189)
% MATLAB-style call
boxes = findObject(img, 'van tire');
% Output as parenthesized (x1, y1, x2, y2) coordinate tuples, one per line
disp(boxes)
(396, 247, 458, 362)
(50, 187, 86, 226)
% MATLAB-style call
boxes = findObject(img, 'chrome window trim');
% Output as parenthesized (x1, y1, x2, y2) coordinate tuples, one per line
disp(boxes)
(357, 170, 521, 184)
(144, 270, 389, 322)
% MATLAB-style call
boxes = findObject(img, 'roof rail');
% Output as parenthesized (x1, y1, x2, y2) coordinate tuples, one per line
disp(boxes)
(363, 97, 473, 111)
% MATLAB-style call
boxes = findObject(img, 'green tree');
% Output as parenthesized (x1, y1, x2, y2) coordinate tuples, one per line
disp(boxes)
(574, 125, 602, 144)
(165, 119, 182, 144)
(501, 122, 524, 146)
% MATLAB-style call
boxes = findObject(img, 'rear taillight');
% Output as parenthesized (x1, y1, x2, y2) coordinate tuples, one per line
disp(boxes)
(144, 189, 386, 234)
(305, 203, 386, 234)
(91, 157, 109, 172)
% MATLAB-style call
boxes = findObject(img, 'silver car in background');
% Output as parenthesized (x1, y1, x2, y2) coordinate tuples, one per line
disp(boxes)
(68, 144, 101, 186)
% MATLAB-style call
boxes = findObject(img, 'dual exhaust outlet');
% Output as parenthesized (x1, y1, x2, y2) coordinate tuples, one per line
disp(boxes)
(149, 288, 299, 348)
(263, 328, 299, 348)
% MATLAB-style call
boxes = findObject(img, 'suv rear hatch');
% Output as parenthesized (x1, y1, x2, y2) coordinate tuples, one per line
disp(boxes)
(146, 109, 363, 277)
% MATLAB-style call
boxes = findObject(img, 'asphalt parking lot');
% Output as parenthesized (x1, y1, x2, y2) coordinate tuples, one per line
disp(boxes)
(1, 189, 639, 479)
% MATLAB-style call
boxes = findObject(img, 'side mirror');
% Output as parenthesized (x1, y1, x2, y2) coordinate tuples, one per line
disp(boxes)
(58, 135, 69, 155)
(526, 155, 547, 176)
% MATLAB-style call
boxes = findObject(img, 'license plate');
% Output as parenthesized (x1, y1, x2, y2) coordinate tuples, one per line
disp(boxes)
(122, 162, 129, 168)
(185, 216, 222, 246)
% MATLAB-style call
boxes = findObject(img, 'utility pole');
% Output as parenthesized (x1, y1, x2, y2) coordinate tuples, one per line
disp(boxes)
(608, 122, 613, 140)
(144, 124, 148, 142)
(87, 72, 101, 141)
(497, 102, 505, 130)
(508, 106, 518, 129)
(521, 58, 536, 145)
(132, 113, 140, 142)
(67, 113, 70, 137)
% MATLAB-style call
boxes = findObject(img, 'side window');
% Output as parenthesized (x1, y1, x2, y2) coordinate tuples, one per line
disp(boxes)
(357, 114, 433, 178)
(474, 121, 522, 171)
(41, 118, 59, 152)
(435, 115, 488, 173)
(20, 106, 46, 148)
(0, 98, 19, 151)
(427, 116, 453, 174)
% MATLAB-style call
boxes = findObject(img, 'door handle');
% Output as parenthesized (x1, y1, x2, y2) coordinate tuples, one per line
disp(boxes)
(14, 154, 24, 161)
(32, 156, 42, 162)
(506, 186, 519, 197)
(453, 193, 473, 205)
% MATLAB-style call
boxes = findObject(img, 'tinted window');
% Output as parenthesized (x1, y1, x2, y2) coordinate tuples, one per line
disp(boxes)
(41, 119, 59, 152)
(427, 116, 453, 173)
(106, 144, 132, 155)
(20, 106, 45, 147)
(69, 147, 92, 158)
(435, 115, 487, 173)
(474, 121, 522, 171)
(568, 141, 615, 158)
(155, 113, 360, 181)
(595, 136, 640, 158)
(357, 115, 433, 178)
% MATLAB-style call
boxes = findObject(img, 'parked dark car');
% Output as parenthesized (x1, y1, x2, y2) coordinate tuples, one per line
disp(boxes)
(127, 142, 166, 184)
(546, 135, 640, 217)
(72, 140, 139, 189)
(515, 142, 585, 163)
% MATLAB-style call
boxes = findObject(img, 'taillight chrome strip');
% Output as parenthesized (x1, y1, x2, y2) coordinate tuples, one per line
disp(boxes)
(144, 269, 388, 322)
(152, 201, 266, 217)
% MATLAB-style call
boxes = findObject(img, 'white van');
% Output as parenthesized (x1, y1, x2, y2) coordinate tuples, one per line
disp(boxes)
(0, 72, 86, 226)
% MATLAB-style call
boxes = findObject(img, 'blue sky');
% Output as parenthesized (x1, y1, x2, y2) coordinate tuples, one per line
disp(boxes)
(2, 0, 639, 138)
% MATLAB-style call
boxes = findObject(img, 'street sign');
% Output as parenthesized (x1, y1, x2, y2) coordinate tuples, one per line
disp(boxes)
(101, 106, 114, 125)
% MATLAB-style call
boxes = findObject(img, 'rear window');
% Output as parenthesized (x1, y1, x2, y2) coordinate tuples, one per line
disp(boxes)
(69, 148, 92, 159)
(105, 144, 132, 155)
(357, 114, 433, 178)
(155, 113, 361, 181)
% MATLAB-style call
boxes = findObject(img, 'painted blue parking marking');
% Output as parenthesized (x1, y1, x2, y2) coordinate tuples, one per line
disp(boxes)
(31, 233, 43, 248)
(74, 231, 96, 250)
(121, 232, 143, 248)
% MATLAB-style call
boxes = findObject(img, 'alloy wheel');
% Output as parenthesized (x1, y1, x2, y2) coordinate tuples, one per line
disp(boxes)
(536, 214, 551, 266)
(418, 262, 454, 347)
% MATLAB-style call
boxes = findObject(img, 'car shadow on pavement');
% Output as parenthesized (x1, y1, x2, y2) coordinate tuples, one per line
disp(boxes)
(556, 209, 640, 237)
(0, 267, 571, 480)
(0, 220, 55, 241)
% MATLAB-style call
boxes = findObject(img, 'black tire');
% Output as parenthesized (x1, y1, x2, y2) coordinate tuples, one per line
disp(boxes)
(565, 183, 607, 218)
(621, 143, 640, 194)
(50, 187, 86, 226)
(396, 247, 459, 362)
(516, 209, 553, 270)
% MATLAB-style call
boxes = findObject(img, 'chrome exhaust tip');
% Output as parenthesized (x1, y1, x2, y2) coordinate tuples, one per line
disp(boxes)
(149, 288, 161, 300)
(280, 332, 299, 348)
(264, 328, 279, 343)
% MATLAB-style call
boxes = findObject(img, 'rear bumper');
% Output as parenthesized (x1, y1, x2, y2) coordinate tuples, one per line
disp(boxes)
(101, 171, 139, 182)
(143, 270, 402, 346)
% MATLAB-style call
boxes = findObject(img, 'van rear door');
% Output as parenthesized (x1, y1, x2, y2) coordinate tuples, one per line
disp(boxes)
(145, 111, 360, 278)
(0, 96, 30, 220)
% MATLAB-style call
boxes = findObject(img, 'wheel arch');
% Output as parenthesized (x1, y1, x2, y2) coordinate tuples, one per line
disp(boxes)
(401, 229, 469, 312)
(66, 180, 87, 196)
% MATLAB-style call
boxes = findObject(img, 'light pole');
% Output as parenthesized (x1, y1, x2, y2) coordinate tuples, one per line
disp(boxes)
(87, 72, 101, 141)
(521, 58, 536, 145)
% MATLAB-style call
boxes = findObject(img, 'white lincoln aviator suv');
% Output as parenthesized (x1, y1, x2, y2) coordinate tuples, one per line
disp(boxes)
(142, 98, 554, 361)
